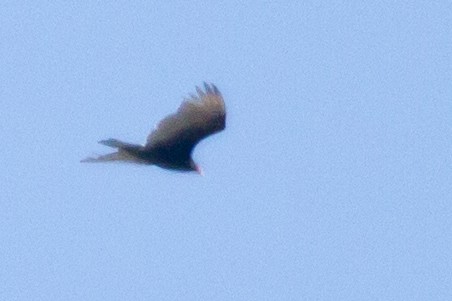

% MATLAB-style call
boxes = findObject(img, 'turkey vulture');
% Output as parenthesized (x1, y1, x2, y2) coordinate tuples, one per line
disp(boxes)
(81, 82, 226, 174)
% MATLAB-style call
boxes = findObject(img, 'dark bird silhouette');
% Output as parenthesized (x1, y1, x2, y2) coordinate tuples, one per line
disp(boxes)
(81, 83, 226, 174)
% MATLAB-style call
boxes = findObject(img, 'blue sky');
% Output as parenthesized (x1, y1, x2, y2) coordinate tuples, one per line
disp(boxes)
(1, 1, 451, 300)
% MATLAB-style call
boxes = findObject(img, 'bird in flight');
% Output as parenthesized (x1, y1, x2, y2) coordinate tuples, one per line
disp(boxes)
(81, 82, 226, 174)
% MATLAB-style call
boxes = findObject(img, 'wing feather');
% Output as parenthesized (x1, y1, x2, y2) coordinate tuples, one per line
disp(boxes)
(145, 83, 226, 154)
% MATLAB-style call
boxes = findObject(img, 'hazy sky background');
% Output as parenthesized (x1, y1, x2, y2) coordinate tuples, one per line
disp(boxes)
(1, 1, 451, 300)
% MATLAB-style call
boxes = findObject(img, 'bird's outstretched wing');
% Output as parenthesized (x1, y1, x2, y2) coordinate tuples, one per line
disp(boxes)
(145, 83, 226, 154)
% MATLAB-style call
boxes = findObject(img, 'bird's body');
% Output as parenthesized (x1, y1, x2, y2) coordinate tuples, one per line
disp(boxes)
(81, 83, 225, 174)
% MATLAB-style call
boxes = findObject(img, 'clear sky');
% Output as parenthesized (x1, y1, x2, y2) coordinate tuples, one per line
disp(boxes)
(1, 1, 451, 300)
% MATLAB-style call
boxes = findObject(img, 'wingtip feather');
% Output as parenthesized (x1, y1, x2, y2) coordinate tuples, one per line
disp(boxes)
(203, 82, 212, 94)
(196, 86, 205, 97)
(212, 84, 220, 95)
(80, 157, 97, 163)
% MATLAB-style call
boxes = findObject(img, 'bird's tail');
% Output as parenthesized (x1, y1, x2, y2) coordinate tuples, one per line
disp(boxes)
(81, 138, 144, 163)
